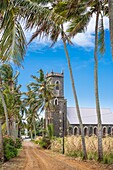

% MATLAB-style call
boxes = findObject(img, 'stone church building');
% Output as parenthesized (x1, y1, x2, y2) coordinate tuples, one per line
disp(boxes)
(45, 71, 113, 137)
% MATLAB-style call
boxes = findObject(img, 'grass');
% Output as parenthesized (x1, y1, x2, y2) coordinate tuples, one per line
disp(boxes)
(51, 135, 113, 164)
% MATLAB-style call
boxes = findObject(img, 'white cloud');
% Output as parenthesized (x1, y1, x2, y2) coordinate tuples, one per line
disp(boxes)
(72, 14, 109, 48)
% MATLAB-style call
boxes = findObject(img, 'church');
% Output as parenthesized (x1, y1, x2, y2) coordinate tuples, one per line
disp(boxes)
(45, 71, 113, 137)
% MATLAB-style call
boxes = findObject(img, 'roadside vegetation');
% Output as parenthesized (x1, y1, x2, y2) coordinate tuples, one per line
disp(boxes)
(44, 135, 113, 164)
(3, 136, 22, 161)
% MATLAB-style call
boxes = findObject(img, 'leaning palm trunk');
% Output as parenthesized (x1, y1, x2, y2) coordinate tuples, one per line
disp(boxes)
(30, 130, 33, 140)
(108, 0, 113, 58)
(0, 120, 4, 164)
(94, 10, 103, 161)
(33, 116, 36, 139)
(0, 90, 10, 136)
(62, 29, 87, 159)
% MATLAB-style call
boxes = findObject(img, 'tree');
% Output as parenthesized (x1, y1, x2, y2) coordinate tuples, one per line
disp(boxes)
(0, 118, 4, 164)
(24, 69, 54, 138)
(64, 0, 106, 160)
(0, 64, 23, 137)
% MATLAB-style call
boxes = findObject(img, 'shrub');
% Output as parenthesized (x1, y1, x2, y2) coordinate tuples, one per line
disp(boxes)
(3, 136, 18, 161)
(15, 138, 22, 149)
(38, 136, 51, 149)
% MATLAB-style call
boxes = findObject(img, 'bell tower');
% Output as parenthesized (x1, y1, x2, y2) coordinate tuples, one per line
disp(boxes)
(45, 71, 67, 137)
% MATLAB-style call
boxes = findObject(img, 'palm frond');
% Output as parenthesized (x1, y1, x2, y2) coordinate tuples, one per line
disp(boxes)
(98, 14, 105, 55)
(0, 8, 26, 66)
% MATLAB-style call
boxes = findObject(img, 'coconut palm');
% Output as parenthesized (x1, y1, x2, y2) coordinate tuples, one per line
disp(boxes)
(0, 117, 4, 163)
(24, 69, 54, 138)
(63, 0, 106, 161)
(29, 69, 54, 113)
(0, 64, 22, 137)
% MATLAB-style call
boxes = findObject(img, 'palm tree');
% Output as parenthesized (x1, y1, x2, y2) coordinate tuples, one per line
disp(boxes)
(0, 90, 10, 136)
(94, 3, 103, 161)
(0, 64, 22, 137)
(0, 118, 4, 163)
(24, 69, 54, 138)
(108, 0, 113, 58)
(63, 0, 106, 160)
(29, 69, 54, 113)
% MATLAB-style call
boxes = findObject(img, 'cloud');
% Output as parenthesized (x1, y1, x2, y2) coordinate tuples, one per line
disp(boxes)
(24, 14, 109, 51)
(72, 15, 109, 48)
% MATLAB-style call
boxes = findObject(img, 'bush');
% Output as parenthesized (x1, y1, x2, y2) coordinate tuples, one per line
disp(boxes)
(38, 136, 51, 149)
(15, 138, 22, 149)
(3, 136, 18, 161)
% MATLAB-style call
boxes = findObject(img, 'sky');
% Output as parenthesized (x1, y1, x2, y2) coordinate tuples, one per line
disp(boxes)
(12, 15, 113, 111)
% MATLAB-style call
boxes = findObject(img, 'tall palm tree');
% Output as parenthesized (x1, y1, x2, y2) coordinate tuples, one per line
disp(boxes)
(94, 3, 103, 160)
(24, 69, 54, 138)
(64, 0, 106, 160)
(0, 87, 10, 135)
(0, 64, 22, 136)
(0, 118, 4, 163)
(108, 0, 113, 58)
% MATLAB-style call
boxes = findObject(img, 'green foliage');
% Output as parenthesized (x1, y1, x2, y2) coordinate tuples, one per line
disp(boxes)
(47, 124, 54, 140)
(4, 144, 18, 161)
(3, 136, 18, 161)
(102, 153, 113, 164)
(38, 136, 51, 149)
(15, 138, 22, 149)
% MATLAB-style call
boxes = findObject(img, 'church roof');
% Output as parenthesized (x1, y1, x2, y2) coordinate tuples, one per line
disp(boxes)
(67, 107, 113, 125)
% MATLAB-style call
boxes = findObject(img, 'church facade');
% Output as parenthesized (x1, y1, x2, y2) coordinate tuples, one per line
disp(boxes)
(45, 71, 113, 137)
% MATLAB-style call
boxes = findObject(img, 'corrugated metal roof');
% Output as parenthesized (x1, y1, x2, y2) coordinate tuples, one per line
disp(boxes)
(67, 107, 113, 125)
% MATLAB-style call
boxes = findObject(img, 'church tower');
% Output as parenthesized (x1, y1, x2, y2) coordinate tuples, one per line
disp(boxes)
(45, 71, 67, 137)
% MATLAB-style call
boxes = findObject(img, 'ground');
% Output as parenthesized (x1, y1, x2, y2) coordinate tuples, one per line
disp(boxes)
(1, 141, 113, 170)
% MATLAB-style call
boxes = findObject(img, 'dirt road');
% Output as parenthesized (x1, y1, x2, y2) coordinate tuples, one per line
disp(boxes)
(1, 141, 113, 170)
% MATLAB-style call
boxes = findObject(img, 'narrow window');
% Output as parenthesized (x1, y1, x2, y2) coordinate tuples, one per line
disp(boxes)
(56, 81, 59, 90)
(54, 98, 58, 105)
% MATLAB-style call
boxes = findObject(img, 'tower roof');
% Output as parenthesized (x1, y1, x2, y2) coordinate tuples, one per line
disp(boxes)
(46, 71, 64, 78)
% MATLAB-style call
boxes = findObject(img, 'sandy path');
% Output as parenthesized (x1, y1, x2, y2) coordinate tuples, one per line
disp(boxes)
(1, 141, 113, 170)
(23, 142, 87, 170)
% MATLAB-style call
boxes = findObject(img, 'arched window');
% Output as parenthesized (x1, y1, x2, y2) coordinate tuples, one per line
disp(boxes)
(54, 98, 58, 105)
(74, 127, 79, 135)
(108, 127, 111, 135)
(55, 80, 60, 90)
(94, 127, 98, 136)
(84, 127, 88, 136)
(89, 127, 93, 136)
(103, 126, 107, 136)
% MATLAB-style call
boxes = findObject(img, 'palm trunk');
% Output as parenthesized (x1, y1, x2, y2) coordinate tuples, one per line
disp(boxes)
(0, 90, 10, 136)
(0, 120, 4, 164)
(33, 116, 36, 139)
(61, 27, 87, 159)
(94, 9, 103, 161)
(108, 0, 113, 58)
(30, 130, 33, 140)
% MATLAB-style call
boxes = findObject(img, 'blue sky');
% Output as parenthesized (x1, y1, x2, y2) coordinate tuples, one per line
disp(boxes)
(13, 16, 113, 111)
